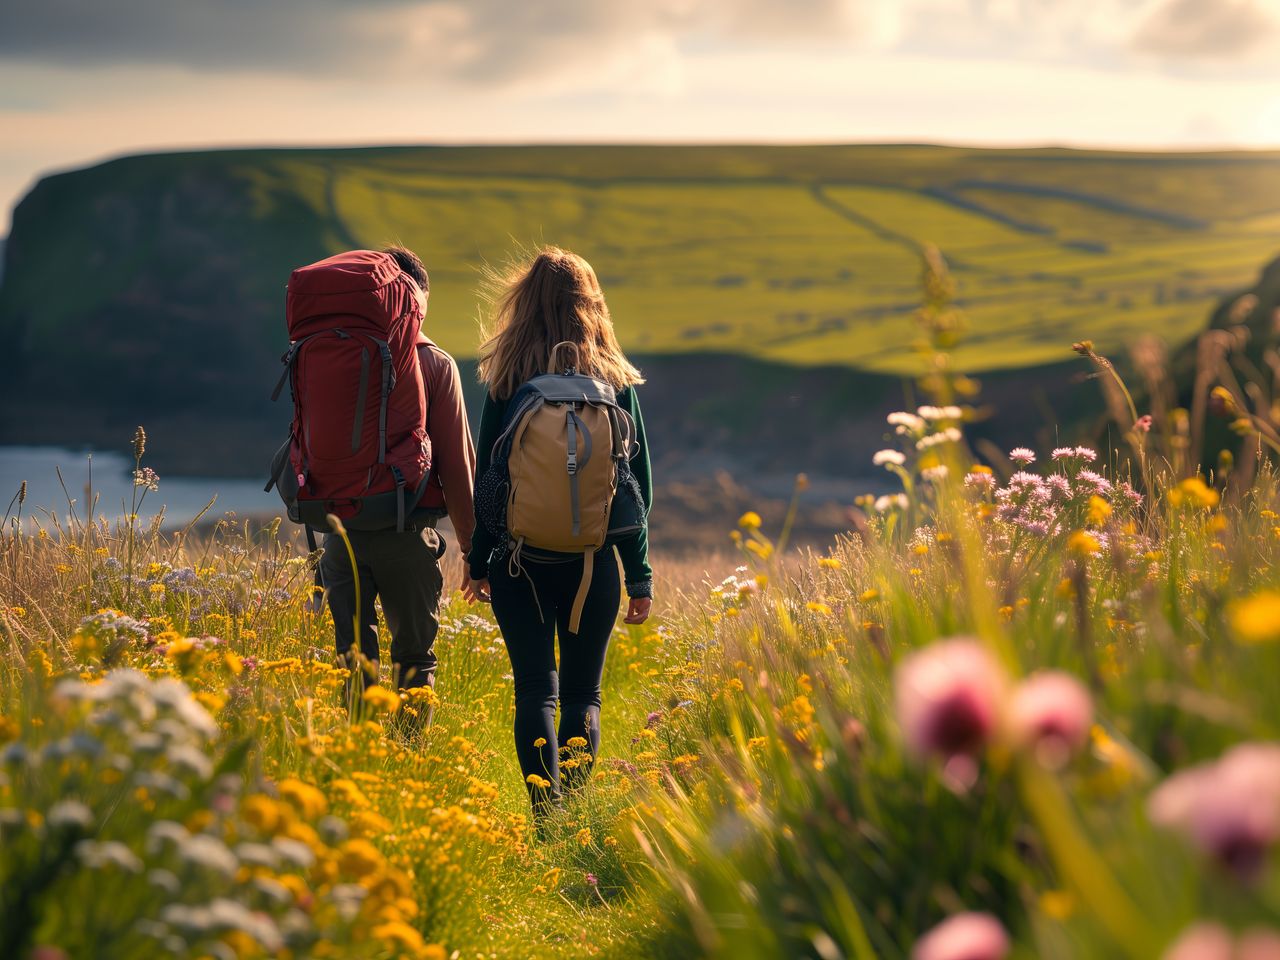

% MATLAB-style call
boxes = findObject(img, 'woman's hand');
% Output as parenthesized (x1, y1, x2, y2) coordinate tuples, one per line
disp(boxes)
(624, 596, 652, 624)
(464, 577, 491, 604)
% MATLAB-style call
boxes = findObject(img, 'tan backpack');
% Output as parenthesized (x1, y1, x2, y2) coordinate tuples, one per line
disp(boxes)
(494, 343, 637, 632)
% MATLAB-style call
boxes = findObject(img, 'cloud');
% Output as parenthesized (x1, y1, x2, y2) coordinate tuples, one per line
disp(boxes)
(1131, 0, 1280, 60)
(0, 0, 881, 85)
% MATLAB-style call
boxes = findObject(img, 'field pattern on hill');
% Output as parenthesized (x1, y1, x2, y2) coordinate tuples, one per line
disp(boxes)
(226, 145, 1280, 372)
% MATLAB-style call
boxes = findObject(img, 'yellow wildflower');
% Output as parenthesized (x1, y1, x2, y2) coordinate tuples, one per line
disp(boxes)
(533, 737, 547, 748)
(1087, 495, 1112, 526)
(362, 685, 401, 714)
(372, 921, 424, 953)
(738, 511, 762, 530)
(1229, 590, 1280, 645)
(526, 774, 552, 789)
(337, 838, 383, 878)
(565, 736, 588, 749)
(806, 602, 832, 615)
(278, 777, 328, 820)
(1168, 476, 1219, 511)
(818, 557, 842, 570)
(1068, 531, 1101, 557)
(575, 827, 592, 847)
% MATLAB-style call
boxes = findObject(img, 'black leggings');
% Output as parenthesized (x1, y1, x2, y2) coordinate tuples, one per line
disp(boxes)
(489, 548, 621, 810)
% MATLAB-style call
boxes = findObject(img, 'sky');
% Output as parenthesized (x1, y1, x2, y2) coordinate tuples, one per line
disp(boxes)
(3, 0, 1280, 232)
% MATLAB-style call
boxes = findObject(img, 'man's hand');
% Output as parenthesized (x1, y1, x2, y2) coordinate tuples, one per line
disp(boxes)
(624, 596, 652, 624)
(464, 577, 491, 604)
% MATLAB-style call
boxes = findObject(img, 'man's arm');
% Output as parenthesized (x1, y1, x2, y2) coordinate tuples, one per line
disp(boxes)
(423, 346, 477, 556)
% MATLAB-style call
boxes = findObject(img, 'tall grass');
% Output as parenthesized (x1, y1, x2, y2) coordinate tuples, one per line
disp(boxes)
(3, 246, 1280, 958)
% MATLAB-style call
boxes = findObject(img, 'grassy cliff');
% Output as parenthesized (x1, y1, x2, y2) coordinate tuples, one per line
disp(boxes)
(2, 144, 1278, 471)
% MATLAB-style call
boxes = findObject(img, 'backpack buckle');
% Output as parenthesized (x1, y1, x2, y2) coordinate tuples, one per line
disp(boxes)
(566, 455, 578, 476)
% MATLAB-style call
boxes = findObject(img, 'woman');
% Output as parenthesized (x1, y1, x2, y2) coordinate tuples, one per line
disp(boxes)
(468, 247, 653, 815)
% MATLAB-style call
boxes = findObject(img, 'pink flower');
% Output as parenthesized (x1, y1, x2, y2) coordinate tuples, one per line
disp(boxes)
(913, 912, 1010, 960)
(1008, 447, 1036, 465)
(896, 639, 1007, 761)
(1162, 923, 1233, 960)
(1010, 672, 1093, 768)
(1148, 742, 1280, 882)
(1135, 415, 1153, 433)
(1162, 923, 1280, 960)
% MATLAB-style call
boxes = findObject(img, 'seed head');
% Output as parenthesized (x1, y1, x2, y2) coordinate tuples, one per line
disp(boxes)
(17, 481, 26, 505)
(132, 426, 147, 460)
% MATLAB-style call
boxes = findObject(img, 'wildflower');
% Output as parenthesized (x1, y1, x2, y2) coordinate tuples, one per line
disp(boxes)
(738, 511, 762, 530)
(921, 465, 949, 483)
(895, 639, 1007, 762)
(278, 778, 328, 820)
(1010, 672, 1093, 768)
(1208, 386, 1239, 419)
(337, 838, 384, 878)
(47, 800, 94, 832)
(873, 449, 907, 467)
(1161, 923, 1280, 960)
(1169, 477, 1219, 511)
(1008, 447, 1035, 465)
(566, 736, 588, 749)
(964, 471, 996, 493)
(1051, 447, 1080, 461)
(362, 685, 401, 714)
(1067, 531, 1101, 557)
(372, 921, 425, 953)
(1229, 591, 1280, 645)
(576, 827, 592, 847)
(806, 602, 832, 615)
(1135, 414, 1153, 433)
(912, 912, 1010, 960)
(1148, 742, 1280, 882)
(526, 774, 552, 789)
(818, 557, 842, 570)
(533, 737, 547, 748)
(888, 411, 926, 435)
(874, 494, 909, 513)
(132, 467, 160, 492)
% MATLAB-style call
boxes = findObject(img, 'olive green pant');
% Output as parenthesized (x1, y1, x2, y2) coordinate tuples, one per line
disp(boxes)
(320, 525, 444, 689)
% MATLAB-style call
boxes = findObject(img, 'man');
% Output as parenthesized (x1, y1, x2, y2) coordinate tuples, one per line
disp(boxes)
(316, 246, 476, 697)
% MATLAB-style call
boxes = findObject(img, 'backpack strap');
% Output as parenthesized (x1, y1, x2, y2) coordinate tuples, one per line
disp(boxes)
(372, 338, 394, 464)
(564, 408, 593, 538)
(270, 333, 323, 402)
(568, 547, 595, 635)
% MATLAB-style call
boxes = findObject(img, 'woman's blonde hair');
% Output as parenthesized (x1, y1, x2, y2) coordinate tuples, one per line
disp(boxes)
(477, 246, 644, 400)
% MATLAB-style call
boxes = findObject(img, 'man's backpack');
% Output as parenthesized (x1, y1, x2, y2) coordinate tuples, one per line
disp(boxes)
(265, 250, 433, 538)
(476, 342, 646, 633)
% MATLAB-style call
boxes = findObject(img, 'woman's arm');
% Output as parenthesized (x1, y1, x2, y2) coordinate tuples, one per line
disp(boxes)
(616, 388, 653, 598)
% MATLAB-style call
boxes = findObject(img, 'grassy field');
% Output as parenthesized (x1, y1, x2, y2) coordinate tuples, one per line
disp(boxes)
(5, 145, 1280, 381)
(4, 258, 1280, 958)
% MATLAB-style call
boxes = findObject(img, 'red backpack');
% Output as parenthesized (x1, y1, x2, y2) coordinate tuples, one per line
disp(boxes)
(266, 250, 432, 534)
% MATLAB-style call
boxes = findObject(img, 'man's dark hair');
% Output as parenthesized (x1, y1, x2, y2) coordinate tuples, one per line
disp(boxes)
(384, 245, 429, 294)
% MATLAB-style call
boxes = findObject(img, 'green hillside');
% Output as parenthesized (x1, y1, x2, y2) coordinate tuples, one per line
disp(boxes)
(1, 144, 1277, 469)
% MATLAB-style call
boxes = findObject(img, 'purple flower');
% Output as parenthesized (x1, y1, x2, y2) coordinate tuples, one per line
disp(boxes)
(1074, 470, 1112, 494)
(913, 912, 1010, 960)
(895, 639, 1007, 762)
(1010, 672, 1093, 768)
(646, 711, 663, 728)
(1148, 742, 1280, 882)
(585, 872, 599, 887)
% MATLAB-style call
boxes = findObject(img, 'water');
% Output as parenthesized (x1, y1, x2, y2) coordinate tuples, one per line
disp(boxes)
(0, 446, 281, 532)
